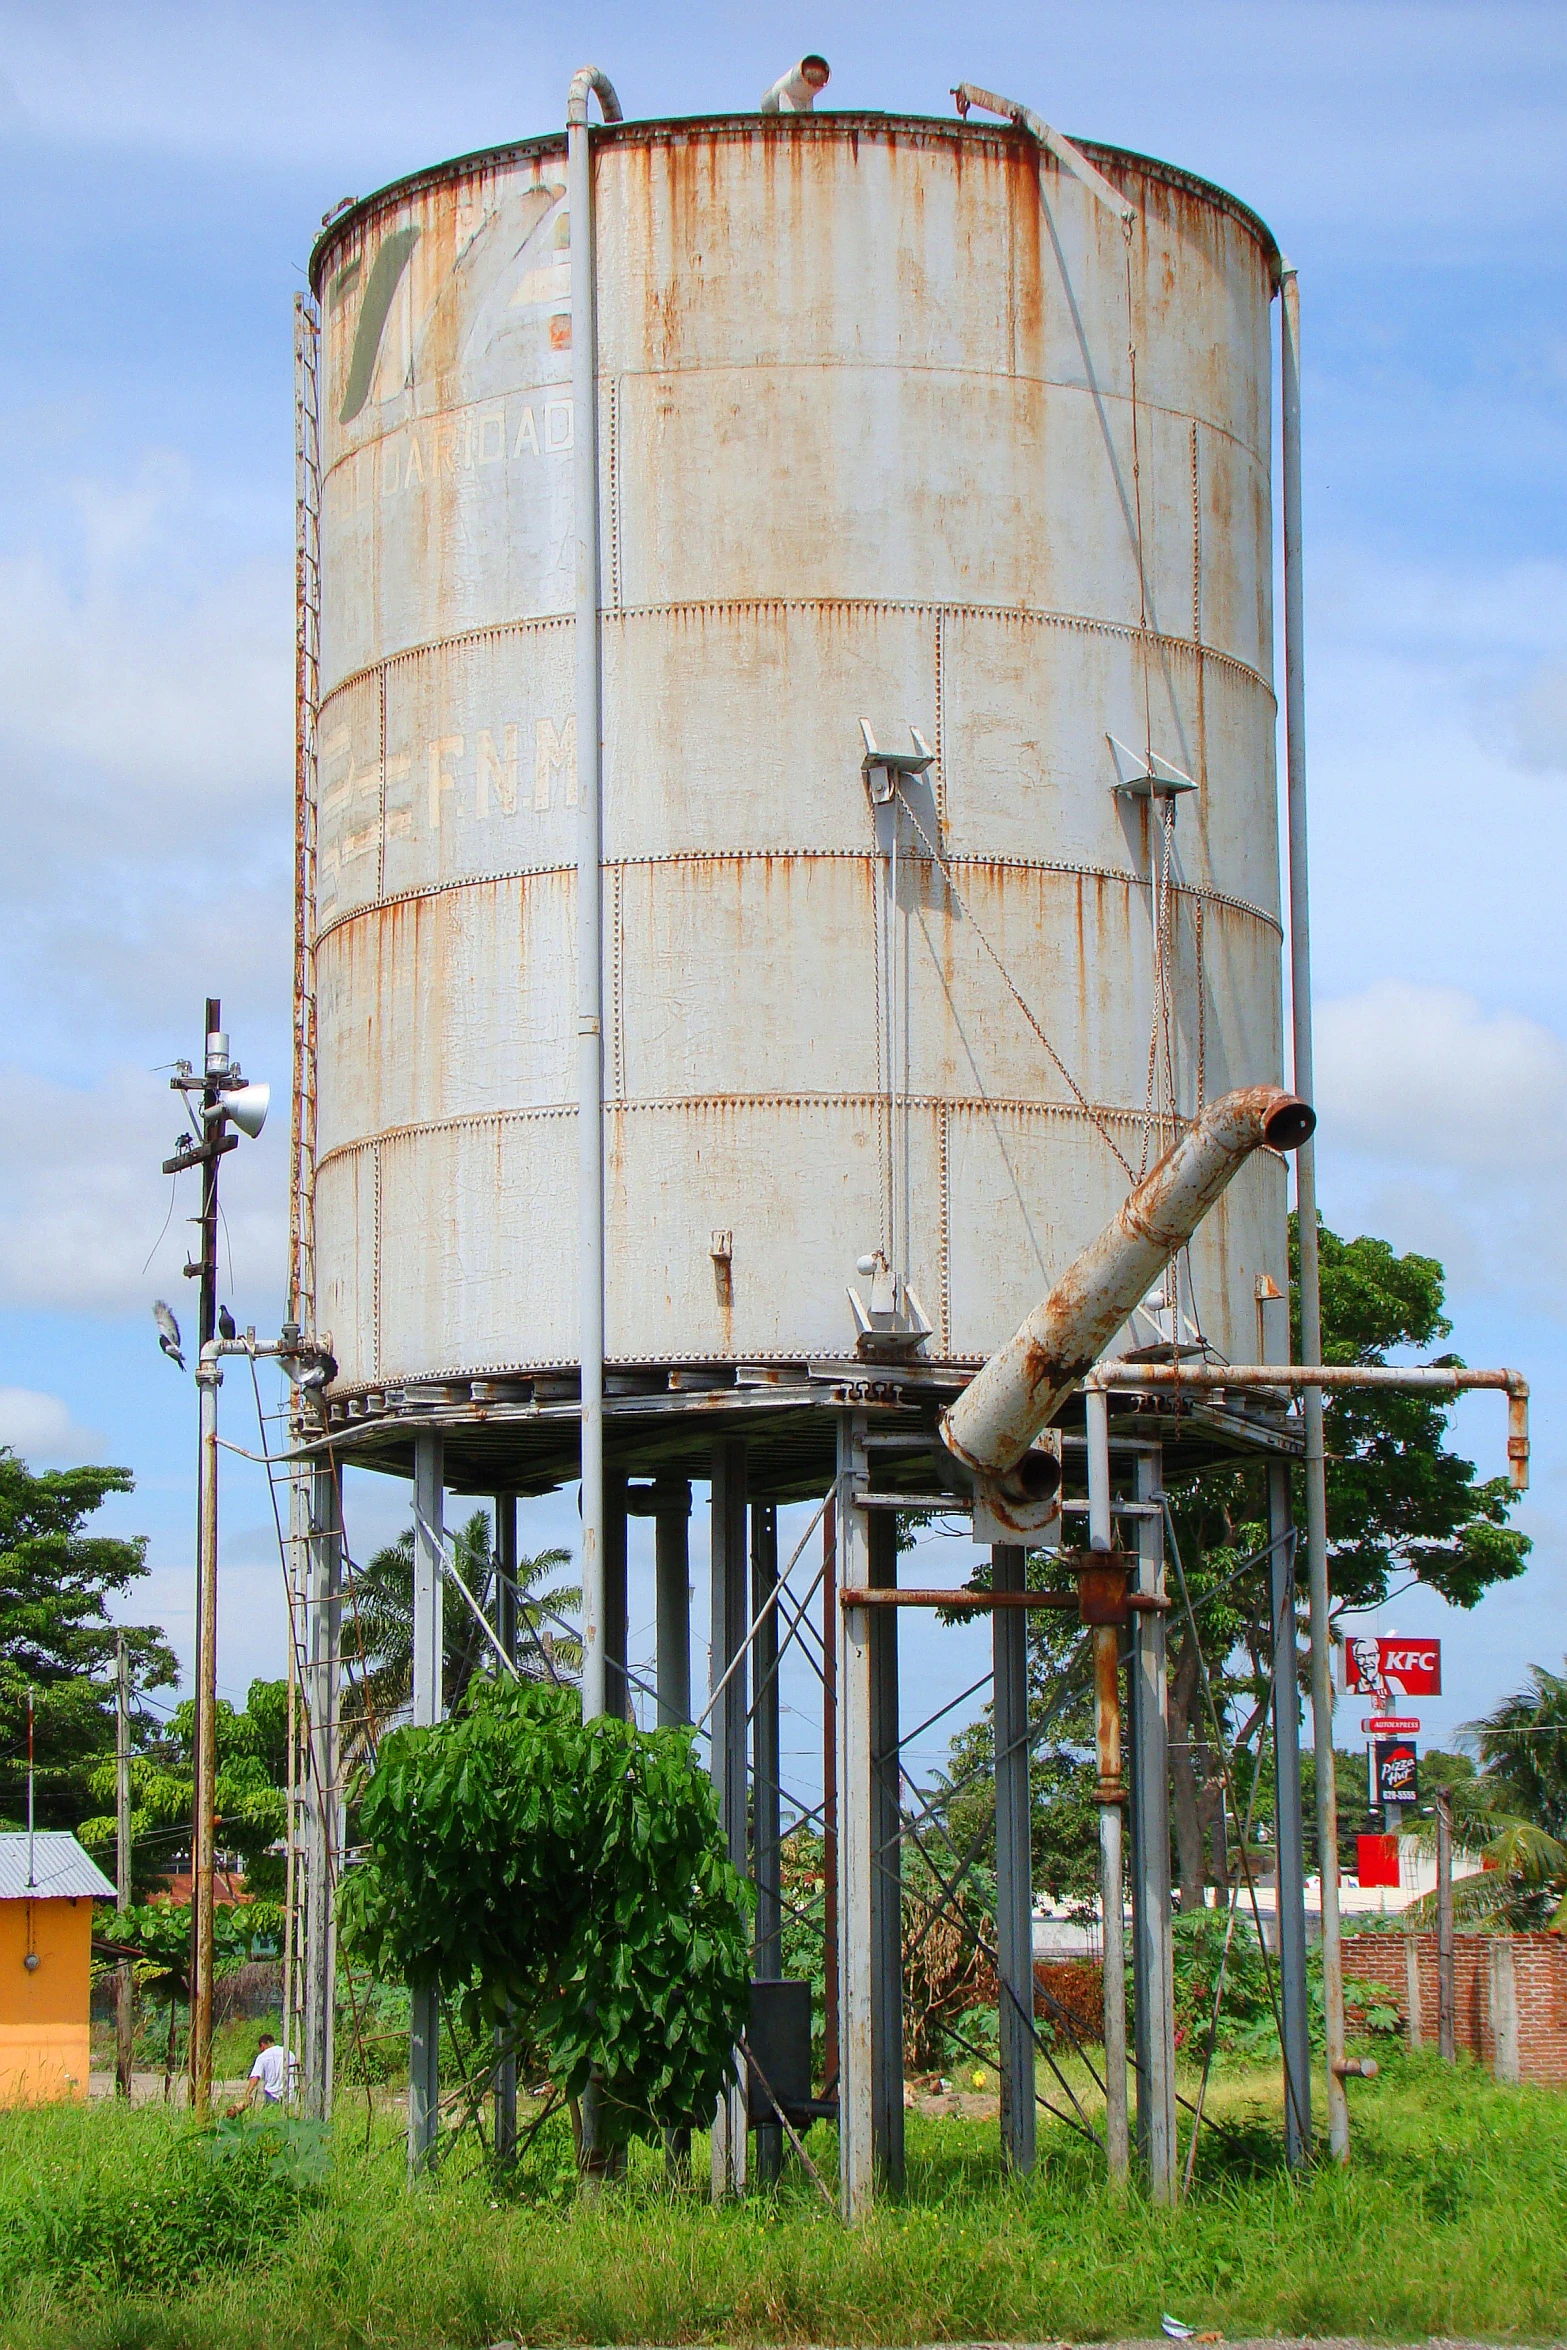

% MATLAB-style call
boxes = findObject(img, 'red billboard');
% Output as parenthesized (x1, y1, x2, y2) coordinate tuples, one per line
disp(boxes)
(1357, 1833, 1400, 1888)
(1343, 1635, 1441, 1697)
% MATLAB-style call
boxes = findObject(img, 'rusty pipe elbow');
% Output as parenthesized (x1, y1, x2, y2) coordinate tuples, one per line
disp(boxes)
(942, 1085, 1314, 1480)
(567, 66, 623, 126)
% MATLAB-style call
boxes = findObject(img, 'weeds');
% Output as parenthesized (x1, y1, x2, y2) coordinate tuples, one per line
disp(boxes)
(3, 2048, 1566, 2346)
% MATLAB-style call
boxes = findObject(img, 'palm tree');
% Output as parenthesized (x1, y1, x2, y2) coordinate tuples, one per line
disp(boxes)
(1405, 1662, 1567, 1931)
(340, 1508, 581, 1763)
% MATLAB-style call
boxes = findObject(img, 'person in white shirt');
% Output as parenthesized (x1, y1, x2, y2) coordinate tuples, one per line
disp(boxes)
(238, 2032, 297, 2109)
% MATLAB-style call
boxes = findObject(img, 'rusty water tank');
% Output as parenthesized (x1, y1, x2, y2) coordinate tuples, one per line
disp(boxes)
(306, 110, 1285, 1406)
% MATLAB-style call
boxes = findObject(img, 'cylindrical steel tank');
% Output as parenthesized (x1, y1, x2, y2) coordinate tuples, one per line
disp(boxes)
(307, 110, 1285, 1400)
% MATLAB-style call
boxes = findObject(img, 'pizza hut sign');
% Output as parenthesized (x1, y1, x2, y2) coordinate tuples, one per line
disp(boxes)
(1344, 1635, 1441, 1697)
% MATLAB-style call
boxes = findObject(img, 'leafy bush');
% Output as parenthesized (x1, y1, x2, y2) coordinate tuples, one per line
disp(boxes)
(0, 2108, 324, 2298)
(339, 1680, 752, 2150)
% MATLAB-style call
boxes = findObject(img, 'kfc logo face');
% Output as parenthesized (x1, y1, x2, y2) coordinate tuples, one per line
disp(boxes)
(1345, 1636, 1441, 1697)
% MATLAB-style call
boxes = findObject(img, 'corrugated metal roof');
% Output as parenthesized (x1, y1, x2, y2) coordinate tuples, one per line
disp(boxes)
(0, 1833, 116, 1901)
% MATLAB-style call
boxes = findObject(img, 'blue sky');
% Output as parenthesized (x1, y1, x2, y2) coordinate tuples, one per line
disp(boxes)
(0, 0, 1561, 1788)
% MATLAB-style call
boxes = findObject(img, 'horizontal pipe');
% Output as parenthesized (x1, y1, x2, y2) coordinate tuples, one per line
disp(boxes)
(942, 1086, 1314, 1480)
(839, 1588, 1169, 1612)
(1087, 1362, 1530, 1492)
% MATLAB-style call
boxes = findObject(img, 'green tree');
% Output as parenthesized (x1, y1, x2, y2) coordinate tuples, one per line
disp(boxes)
(342, 1509, 581, 1758)
(79, 1680, 291, 1898)
(339, 1679, 751, 2157)
(0, 1451, 175, 1835)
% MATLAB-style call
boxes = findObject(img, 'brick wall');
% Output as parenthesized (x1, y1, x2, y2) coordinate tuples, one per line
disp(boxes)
(1342, 1932, 1567, 2084)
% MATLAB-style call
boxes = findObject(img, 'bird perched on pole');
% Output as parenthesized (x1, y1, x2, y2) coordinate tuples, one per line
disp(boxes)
(152, 1300, 185, 1370)
(218, 1306, 237, 1342)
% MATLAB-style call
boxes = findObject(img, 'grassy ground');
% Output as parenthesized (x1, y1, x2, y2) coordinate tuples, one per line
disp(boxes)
(2, 2046, 1564, 2347)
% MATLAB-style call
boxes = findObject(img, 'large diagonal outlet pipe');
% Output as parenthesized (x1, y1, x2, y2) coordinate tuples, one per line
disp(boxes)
(941, 1085, 1315, 1480)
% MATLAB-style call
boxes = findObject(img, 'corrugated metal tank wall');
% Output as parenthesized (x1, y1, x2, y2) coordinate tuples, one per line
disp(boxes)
(308, 113, 1286, 1394)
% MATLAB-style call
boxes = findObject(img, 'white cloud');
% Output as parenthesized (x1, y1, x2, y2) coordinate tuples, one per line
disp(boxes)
(1314, 981, 1567, 1317)
(1315, 982, 1567, 1175)
(0, 1386, 103, 1463)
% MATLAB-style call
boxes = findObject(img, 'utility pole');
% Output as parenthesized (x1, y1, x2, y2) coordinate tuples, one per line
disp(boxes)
(116, 1633, 134, 2099)
(162, 997, 267, 2118)
(1436, 1791, 1455, 2062)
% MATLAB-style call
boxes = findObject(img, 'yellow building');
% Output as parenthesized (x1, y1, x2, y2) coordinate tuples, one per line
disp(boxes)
(0, 1832, 115, 2104)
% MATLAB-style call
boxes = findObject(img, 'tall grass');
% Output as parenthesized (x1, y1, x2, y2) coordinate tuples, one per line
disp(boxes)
(4, 2049, 1566, 2346)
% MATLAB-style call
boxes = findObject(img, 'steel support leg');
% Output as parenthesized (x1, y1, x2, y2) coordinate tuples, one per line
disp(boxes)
(654, 1475, 693, 2184)
(1086, 1395, 1128, 2185)
(1130, 1447, 1175, 2198)
(993, 1542, 1035, 2174)
(836, 1417, 874, 2219)
(605, 1467, 629, 1722)
(752, 1502, 782, 2187)
(868, 1503, 904, 2193)
(409, 1433, 444, 2174)
(494, 1491, 518, 2162)
(302, 1459, 342, 2123)
(710, 1439, 748, 2198)
(1269, 1463, 1311, 2165)
(654, 1477, 692, 1728)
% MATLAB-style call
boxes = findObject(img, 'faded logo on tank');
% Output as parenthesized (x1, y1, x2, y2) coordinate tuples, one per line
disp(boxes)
(328, 176, 572, 431)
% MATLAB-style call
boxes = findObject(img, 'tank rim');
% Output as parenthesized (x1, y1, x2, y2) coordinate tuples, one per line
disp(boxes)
(307, 109, 1280, 297)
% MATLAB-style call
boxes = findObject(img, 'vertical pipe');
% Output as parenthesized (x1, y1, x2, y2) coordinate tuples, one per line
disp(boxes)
(1086, 1389, 1112, 1552)
(1279, 259, 1348, 2160)
(494, 1491, 518, 2162)
(752, 1502, 782, 2189)
(709, 1440, 748, 2199)
(190, 1353, 221, 2117)
(993, 1543, 1035, 2174)
(1094, 1620, 1129, 2184)
(868, 1507, 904, 2194)
(1130, 1447, 1175, 2198)
(570, 86, 607, 1730)
(303, 1458, 342, 2124)
(604, 1469, 629, 1722)
(654, 1478, 691, 1728)
(1268, 1464, 1311, 2164)
(115, 1631, 133, 2100)
(409, 1432, 444, 2173)
(284, 1466, 307, 2093)
(821, 1493, 840, 2103)
(1436, 1792, 1455, 2063)
(835, 1417, 873, 2220)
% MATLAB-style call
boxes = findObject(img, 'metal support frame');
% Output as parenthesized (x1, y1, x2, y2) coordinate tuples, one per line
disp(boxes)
(752, 1502, 783, 2187)
(494, 1490, 518, 2161)
(1130, 1446, 1175, 2198)
(654, 1478, 692, 1727)
(836, 1416, 874, 2220)
(868, 1501, 904, 2193)
(710, 1439, 748, 2198)
(993, 1542, 1035, 2174)
(1436, 1791, 1456, 2062)
(302, 1457, 342, 2123)
(822, 1494, 840, 2106)
(409, 1432, 443, 2172)
(1268, 1463, 1311, 2165)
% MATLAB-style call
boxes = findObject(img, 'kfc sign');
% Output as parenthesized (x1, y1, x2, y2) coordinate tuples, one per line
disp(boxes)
(1344, 1635, 1441, 1698)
